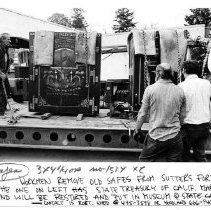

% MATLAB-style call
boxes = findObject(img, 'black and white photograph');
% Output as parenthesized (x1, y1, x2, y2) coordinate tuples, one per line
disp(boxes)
(0, 0, 211, 208)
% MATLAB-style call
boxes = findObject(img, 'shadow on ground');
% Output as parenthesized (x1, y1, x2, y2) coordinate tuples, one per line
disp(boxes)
(0, 147, 140, 162)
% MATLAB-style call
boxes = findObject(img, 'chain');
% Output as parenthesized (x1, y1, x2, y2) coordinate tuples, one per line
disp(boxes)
(175, 30, 182, 84)
(84, 31, 90, 106)
(202, 39, 211, 77)
(85, 32, 89, 87)
(143, 30, 150, 89)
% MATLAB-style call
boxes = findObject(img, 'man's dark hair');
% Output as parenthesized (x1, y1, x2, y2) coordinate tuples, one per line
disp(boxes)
(182, 60, 199, 75)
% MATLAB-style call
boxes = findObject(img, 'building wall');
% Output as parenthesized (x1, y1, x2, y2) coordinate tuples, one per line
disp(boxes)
(0, 8, 74, 39)
(102, 32, 129, 48)
(101, 52, 129, 81)
(101, 33, 129, 81)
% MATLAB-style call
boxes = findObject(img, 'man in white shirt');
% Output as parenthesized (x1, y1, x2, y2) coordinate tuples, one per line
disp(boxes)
(178, 60, 211, 162)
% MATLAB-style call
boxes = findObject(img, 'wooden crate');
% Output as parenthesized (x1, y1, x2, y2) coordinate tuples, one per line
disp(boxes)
(9, 78, 29, 102)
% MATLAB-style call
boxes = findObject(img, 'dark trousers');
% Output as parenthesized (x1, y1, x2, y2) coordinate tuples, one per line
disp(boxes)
(4, 77, 11, 97)
(0, 77, 11, 114)
(181, 123, 209, 162)
(139, 132, 183, 162)
(0, 78, 6, 114)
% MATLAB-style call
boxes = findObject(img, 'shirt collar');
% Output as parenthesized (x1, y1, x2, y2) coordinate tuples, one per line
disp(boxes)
(157, 79, 173, 84)
(185, 74, 198, 80)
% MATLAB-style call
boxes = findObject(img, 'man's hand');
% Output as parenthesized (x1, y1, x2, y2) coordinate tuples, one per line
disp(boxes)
(133, 129, 145, 144)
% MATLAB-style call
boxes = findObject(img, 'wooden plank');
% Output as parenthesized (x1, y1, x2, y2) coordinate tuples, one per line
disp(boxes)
(102, 47, 127, 54)
(41, 113, 52, 120)
(76, 114, 83, 121)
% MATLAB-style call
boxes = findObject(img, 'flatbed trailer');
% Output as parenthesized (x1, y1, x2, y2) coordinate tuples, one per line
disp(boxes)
(1, 100, 211, 154)
(0, 100, 146, 152)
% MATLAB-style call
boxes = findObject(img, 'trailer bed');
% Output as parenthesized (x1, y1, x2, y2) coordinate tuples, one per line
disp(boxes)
(1, 100, 211, 153)
(0, 100, 147, 151)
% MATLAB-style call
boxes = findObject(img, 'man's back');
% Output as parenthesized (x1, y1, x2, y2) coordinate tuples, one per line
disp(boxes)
(142, 79, 185, 141)
(179, 75, 211, 124)
(136, 63, 184, 162)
